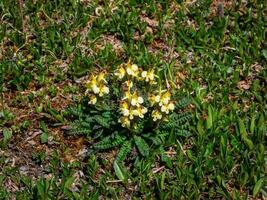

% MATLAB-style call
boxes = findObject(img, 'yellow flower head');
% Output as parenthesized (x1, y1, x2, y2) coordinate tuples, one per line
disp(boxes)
(99, 85, 109, 97)
(85, 75, 99, 94)
(129, 109, 136, 120)
(85, 72, 109, 99)
(130, 91, 144, 106)
(118, 116, 130, 128)
(159, 91, 171, 106)
(126, 63, 139, 77)
(148, 94, 160, 106)
(92, 84, 100, 94)
(122, 90, 132, 100)
(160, 104, 169, 114)
(141, 69, 155, 83)
(119, 101, 130, 116)
(97, 71, 107, 83)
(86, 75, 97, 88)
(160, 102, 175, 114)
(131, 106, 147, 118)
(88, 95, 97, 105)
(168, 102, 175, 111)
(114, 66, 126, 79)
(152, 110, 162, 121)
(123, 80, 133, 89)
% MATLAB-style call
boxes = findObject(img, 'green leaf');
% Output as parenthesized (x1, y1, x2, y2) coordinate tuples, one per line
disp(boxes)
(3, 129, 12, 144)
(238, 118, 247, 136)
(238, 118, 254, 150)
(115, 141, 132, 163)
(206, 106, 213, 129)
(250, 115, 255, 134)
(161, 171, 166, 190)
(253, 178, 264, 197)
(95, 115, 110, 128)
(113, 161, 125, 181)
(197, 120, 205, 136)
(159, 147, 173, 168)
(262, 49, 267, 60)
(37, 180, 45, 200)
(134, 135, 149, 157)
(40, 132, 48, 144)
(64, 176, 75, 190)
(94, 134, 126, 150)
(40, 121, 48, 133)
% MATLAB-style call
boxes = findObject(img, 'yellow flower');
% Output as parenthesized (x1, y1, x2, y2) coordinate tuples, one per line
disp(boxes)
(123, 80, 133, 89)
(141, 106, 148, 114)
(160, 102, 175, 114)
(97, 71, 107, 83)
(152, 110, 162, 121)
(138, 96, 144, 104)
(148, 94, 160, 106)
(168, 102, 175, 111)
(118, 117, 130, 128)
(92, 84, 100, 94)
(126, 63, 139, 77)
(114, 66, 126, 79)
(122, 91, 132, 100)
(85, 75, 100, 94)
(141, 69, 155, 83)
(99, 85, 109, 97)
(130, 92, 144, 106)
(160, 104, 169, 114)
(131, 106, 147, 118)
(129, 109, 135, 120)
(141, 70, 147, 78)
(88, 95, 97, 104)
(159, 91, 171, 106)
(119, 101, 130, 116)
(85, 76, 96, 89)
(133, 123, 138, 129)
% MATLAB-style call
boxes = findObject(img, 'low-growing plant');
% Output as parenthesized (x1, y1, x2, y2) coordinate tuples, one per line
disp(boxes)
(68, 61, 192, 173)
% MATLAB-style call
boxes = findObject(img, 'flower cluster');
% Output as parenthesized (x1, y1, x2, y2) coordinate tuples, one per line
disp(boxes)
(114, 62, 139, 80)
(85, 71, 109, 104)
(148, 91, 175, 121)
(118, 80, 148, 128)
(141, 69, 156, 85)
(114, 61, 156, 84)
(84, 61, 176, 130)
(115, 62, 175, 128)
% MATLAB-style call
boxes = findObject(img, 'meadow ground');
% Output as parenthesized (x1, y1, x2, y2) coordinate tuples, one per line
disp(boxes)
(0, 0, 266, 199)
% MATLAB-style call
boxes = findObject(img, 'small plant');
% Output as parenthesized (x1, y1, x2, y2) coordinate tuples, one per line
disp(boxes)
(68, 61, 191, 172)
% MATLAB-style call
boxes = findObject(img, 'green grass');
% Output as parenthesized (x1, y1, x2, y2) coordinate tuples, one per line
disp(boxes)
(0, 0, 266, 199)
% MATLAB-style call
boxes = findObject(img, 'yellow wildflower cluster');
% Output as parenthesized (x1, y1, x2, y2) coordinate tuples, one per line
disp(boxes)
(141, 69, 157, 85)
(114, 62, 139, 79)
(84, 62, 176, 129)
(115, 62, 175, 128)
(114, 61, 156, 84)
(85, 71, 109, 104)
(118, 86, 148, 128)
(149, 90, 175, 121)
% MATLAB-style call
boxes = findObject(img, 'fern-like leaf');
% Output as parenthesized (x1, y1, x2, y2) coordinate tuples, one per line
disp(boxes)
(149, 131, 169, 145)
(115, 140, 133, 163)
(175, 97, 190, 110)
(94, 134, 126, 150)
(175, 129, 192, 137)
(68, 120, 92, 135)
(68, 127, 92, 135)
(134, 135, 149, 157)
(162, 112, 192, 130)
(94, 115, 110, 128)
